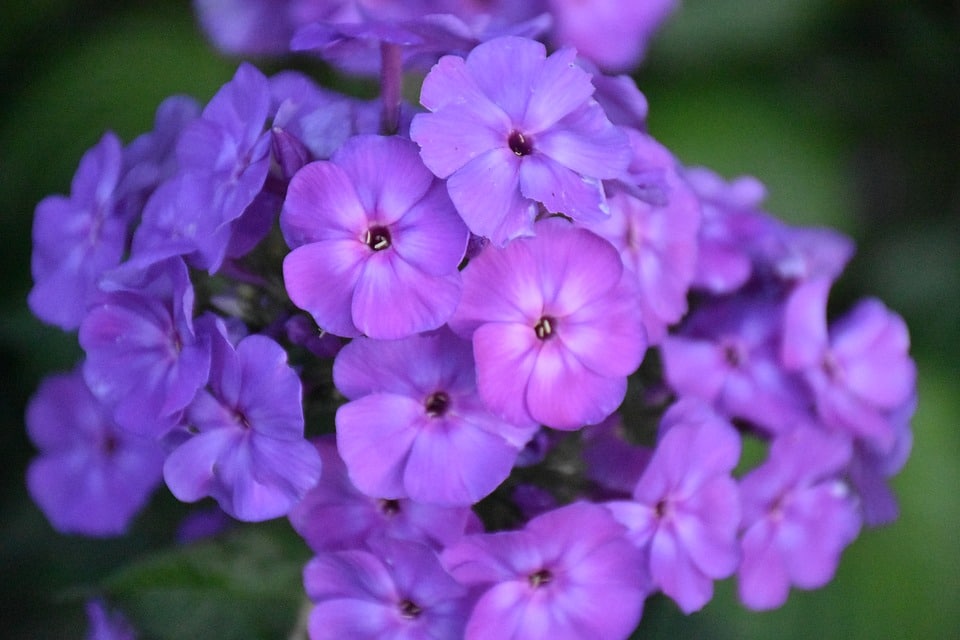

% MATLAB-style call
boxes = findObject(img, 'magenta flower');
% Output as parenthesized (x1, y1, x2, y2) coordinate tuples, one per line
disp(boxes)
(26, 368, 164, 537)
(163, 318, 321, 521)
(449, 218, 646, 430)
(607, 398, 742, 613)
(333, 328, 536, 505)
(304, 538, 471, 640)
(410, 35, 631, 245)
(738, 427, 862, 610)
(281, 134, 469, 339)
(441, 501, 647, 639)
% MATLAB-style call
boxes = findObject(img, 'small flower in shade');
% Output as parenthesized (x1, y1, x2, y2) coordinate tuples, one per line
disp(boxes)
(782, 278, 917, 453)
(606, 398, 741, 614)
(660, 292, 812, 436)
(410, 35, 631, 245)
(163, 317, 321, 521)
(547, 0, 677, 72)
(79, 257, 211, 439)
(85, 599, 136, 640)
(334, 328, 536, 505)
(848, 394, 914, 527)
(28, 132, 126, 330)
(304, 538, 471, 640)
(449, 218, 647, 430)
(281, 135, 468, 339)
(738, 427, 862, 610)
(585, 129, 701, 345)
(442, 501, 647, 640)
(580, 413, 652, 498)
(26, 368, 164, 537)
(289, 436, 481, 553)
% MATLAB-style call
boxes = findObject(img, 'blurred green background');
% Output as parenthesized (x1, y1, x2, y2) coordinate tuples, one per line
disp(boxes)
(1, 1, 957, 638)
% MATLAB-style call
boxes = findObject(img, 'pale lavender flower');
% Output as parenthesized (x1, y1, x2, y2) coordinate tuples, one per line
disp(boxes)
(547, 0, 677, 72)
(449, 218, 647, 430)
(163, 318, 321, 521)
(442, 501, 647, 639)
(281, 134, 468, 339)
(738, 427, 862, 610)
(607, 398, 741, 613)
(26, 368, 164, 537)
(410, 36, 631, 245)
(333, 328, 535, 505)
(304, 538, 471, 640)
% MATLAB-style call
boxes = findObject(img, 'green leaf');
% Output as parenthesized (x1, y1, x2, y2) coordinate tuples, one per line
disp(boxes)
(102, 521, 312, 640)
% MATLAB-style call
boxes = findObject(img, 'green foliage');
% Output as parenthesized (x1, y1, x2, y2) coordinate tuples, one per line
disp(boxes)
(103, 522, 312, 640)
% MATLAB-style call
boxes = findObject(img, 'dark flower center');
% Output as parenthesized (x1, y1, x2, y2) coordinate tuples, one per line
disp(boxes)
(364, 225, 392, 251)
(379, 498, 401, 516)
(101, 434, 119, 456)
(508, 130, 534, 156)
(424, 391, 451, 417)
(722, 342, 742, 368)
(528, 568, 553, 588)
(534, 316, 556, 340)
(398, 599, 422, 619)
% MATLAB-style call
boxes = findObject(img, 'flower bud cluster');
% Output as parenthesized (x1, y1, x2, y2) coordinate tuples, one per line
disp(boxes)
(26, 1, 915, 638)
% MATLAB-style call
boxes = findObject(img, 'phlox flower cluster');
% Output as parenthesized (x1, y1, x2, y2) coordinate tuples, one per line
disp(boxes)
(25, 1, 916, 638)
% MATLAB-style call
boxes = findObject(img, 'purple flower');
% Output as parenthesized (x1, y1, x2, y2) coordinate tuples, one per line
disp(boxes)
(585, 129, 701, 344)
(26, 368, 164, 537)
(442, 501, 647, 639)
(134, 63, 274, 272)
(117, 95, 201, 219)
(607, 398, 741, 613)
(683, 167, 772, 294)
(289, 436, 481, 552)
(163, 318, 321, 521)
(333, 328, 535, 505)
(28, 132, 127, 329)
(547, 0, 677, 72)
(410, 35, 631, 245)
(738, 427, 862, 610)
(782, 278, 917, 452)
(304, 538, 471, 640)
(79, 257, 210, 438)
(449, 218, 647, 430)
(281, 134, 468, 339)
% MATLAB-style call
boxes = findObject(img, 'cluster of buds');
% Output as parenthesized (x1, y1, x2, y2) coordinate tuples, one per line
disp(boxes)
(25, 1, 915, 638)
